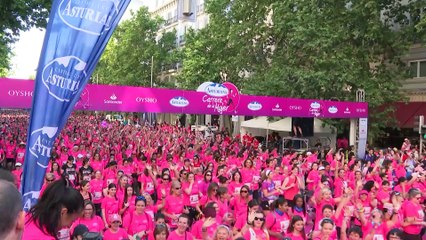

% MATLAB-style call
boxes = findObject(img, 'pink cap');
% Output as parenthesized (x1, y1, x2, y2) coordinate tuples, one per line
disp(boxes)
(109, 214, 122, 223)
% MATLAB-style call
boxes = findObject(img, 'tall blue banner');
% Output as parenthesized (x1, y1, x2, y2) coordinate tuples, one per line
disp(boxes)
(22, 0, 130, 211)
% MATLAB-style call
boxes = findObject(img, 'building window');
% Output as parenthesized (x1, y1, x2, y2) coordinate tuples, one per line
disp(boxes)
(409, 60, 426, 78)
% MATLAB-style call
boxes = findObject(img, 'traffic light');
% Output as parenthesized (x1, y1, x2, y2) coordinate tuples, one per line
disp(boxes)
(414, 115, 425, 134)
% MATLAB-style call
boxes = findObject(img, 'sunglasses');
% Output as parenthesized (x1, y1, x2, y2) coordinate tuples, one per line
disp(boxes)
(112, 221, 121, 224)
(162, 178, 170, 181)
(254, 217, 265, 221)
(206, 174, 212, 176)
(175, 187, 181, 190)
(45, 178, 54, 182)
(241, 190, 248, 193)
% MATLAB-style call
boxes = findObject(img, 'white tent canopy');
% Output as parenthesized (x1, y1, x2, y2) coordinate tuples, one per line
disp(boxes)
(268, 117, 293, 132)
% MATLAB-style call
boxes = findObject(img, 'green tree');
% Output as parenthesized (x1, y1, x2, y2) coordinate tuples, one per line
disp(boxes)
(93, 7, 179, 87)
(178, 0, 426, 137)
(0, 0, 51, 73)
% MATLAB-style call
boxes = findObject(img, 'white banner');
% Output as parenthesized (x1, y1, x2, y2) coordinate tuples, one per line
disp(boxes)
(357, 118, 368, 159)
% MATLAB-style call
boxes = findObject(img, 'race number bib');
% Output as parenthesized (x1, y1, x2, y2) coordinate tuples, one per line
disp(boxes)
(171, 215, 178, 225)
(253, 175, 260, 182)
(106, 179, 114, 185)
(190, 194, 199, 204)
(146, 182, 154, 191)
(280, 220, 290, 233)
(373, 235, 384, 240)
(234, 187, 241, 194)
(93, 192, 102, 200)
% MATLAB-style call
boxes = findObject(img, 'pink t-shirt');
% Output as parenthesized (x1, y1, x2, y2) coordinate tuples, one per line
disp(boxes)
(101, 196, 119, 224)
(103, 228, 129, 240)
(23, 218, 56, 240)
(403, 201, 425, 234)
(90, 179, 104, 204)
(265, 211, 290, 240)
(182, 181, 200, 206)
(123, 211, 153, 235)
(73, 216, 104, 232)
(286, 233, 305, 240)
(243, 228, 268, 239)
(163, 195, 185, 227)
(167, 230, 195, 240)
(191, 219, 219, 239)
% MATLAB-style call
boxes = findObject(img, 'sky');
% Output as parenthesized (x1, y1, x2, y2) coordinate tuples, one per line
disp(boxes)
(8, 0, 154, 79)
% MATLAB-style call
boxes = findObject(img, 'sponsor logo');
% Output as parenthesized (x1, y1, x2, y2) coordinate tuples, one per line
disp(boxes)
(104, 93, 122, 104)
(356, 108, 367, 113)
(136, 97, 158, 103)
(23, 190, 41, 212)
(310, 102, 321, 109)
(289, 105, 302, 110)
(344, 107, 351, 114)
(309, 102, 322, 117)
(7, 90, 33, 97)
(204, 83, 229, 97)
(272, 103, 282, 112)
(328, 106, 338, 114)
(29, 126, 58, 168)
(58, 0, 120, 35)
(248, 101, 262, 111)
(170, 97, 189, 107)
(42, 56, 87, 102)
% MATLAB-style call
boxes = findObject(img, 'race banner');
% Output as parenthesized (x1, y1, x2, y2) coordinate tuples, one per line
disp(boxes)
(21, 0, 130, 210)
(0, 78, 370, 119)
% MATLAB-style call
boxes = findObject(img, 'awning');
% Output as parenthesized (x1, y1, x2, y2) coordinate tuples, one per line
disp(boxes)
(393, 102, 426, 128)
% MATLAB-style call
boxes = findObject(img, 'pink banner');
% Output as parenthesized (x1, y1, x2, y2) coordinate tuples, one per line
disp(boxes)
(0, 78, 368, 118)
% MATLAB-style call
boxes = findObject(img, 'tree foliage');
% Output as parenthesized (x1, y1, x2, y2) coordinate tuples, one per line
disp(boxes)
(93, 7, 179, 87)
(178, 0, 426, 137)
(0, 0, 51, 74)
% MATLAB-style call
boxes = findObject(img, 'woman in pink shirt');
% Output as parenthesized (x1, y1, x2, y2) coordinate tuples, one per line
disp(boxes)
(23, 179, 84, 240)
(118, 184, 136, 217)
(157, 173, 172, 201)
(241, 210, 270, 240)
(198, 170, 213, 196)
(163, 180, 188, 229)
(199, 182, 219, 207)
(101, 183, 119, 229)
(402, 188, 426, 240)
(286, 215, 307, 240)
(229, 185, 251, 217)
(228, 171, 244, 196)
(123, 195, 154, 239)
(103, 214, 130, 240)
(90, 170, 104, 216)
(72, 201, 103, 233)
(312, 218, 337, 240)
(182, 172, 202, 215)
(50, 161, 62, 180)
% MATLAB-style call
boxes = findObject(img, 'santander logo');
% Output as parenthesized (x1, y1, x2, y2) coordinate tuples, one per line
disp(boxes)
(170, 97, 189, 107)
(204, 83, 229, 97)
(248, 101, 262, 111)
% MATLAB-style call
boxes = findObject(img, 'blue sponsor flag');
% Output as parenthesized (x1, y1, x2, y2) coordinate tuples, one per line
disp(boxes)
(22, 0, 130, 211)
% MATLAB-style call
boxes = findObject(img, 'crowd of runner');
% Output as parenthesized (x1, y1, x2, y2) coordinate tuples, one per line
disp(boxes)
(0, 110, 425, 240)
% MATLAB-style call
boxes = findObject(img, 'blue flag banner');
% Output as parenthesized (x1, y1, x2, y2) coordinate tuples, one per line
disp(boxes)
(22, 0, 130, 211)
